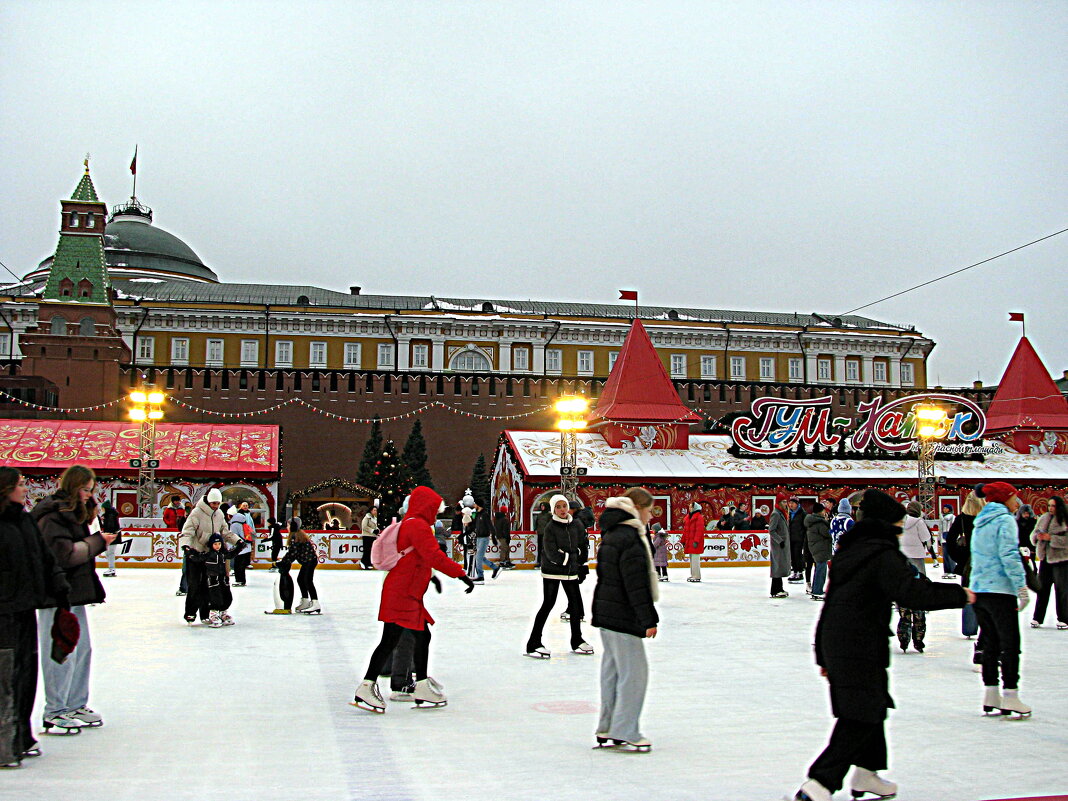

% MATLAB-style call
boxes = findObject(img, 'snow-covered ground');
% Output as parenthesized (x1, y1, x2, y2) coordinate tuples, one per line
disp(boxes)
(11, 566, 1067, 801)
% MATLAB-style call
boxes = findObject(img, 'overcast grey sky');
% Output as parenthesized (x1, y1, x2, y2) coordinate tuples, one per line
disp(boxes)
(2, 1, 1066, 387)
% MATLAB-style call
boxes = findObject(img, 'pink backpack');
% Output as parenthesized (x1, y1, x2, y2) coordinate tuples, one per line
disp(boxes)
(370, 520, 413, 570)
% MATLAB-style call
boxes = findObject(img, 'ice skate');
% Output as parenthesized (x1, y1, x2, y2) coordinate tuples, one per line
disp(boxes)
(850, 767, 897, 799)
(594, 732, 625, 748)
(1057, 622, 1068, 630)
(686, 577, 701, 582)
(811, 594, 824, 601)
(794, 778, 832, 801)
(982, 686, 1003, 715)
(264, 608, 292, 614)
(294, 597, 311, 612)
(572, 641, 595, 655)
(299, 600, 322, 614)
(103, 569, 116, 577)
(184, 615, 198, 626)
(412, 677, 447, 708)
(351, 680, 386, 714)
(220, 611, 235, 626)
(176, 590, 187, 596)
(616, 737, 651, 752)
(0, 759, 21, 769)
(805, 581, 812, 594)
(20, 746, 41, 758)
(771, 591, 789, 598)
(998, 689, 1032, 718)
(207, 611, 224, 628)
(69, 706, 103, 728)
(42, 714, 82, 735)
(1030, 619, 1041, 628)
(524, 645, 550, 659)
(390, 682, 416, 702)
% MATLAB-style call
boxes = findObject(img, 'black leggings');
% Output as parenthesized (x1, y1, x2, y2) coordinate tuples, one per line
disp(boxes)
(297, 562, 317, 600)
(364, 623, 431, 682)
(527, 578, 584, 650)
(656, 565, 667, 577)
(808, 717, 887, 793)
(973, 592, 1021, 689)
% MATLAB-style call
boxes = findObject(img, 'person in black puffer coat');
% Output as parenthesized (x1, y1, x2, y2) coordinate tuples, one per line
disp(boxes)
(524, 495, 591, 657)
(0, 467, 71, 766)
(592, 487, 659, 749)
(805, 506, 833, 600)
(792, 490, 971, 801)
(32, 465, 117, 735)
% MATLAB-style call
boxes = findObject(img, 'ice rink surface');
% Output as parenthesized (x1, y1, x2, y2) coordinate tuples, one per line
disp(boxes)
(8, 565, 1067, 801)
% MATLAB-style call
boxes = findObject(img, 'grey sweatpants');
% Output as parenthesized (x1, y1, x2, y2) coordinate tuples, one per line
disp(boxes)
(38, 605, 92, 718)
(597, 628, 648, 743)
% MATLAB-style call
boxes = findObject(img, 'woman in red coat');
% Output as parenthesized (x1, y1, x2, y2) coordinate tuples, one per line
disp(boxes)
(353, 486, 473, 713)
(682, 502, 706, 582)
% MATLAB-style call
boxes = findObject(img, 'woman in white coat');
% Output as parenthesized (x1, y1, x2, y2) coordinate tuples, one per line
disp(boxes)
(896, 501, 933, 653)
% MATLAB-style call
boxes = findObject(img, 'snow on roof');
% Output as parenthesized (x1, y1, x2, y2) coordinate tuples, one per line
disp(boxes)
(503, 431, 1068, 482)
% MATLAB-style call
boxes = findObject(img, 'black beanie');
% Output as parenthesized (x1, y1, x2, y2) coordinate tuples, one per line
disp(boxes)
(859, 489, 906, 524)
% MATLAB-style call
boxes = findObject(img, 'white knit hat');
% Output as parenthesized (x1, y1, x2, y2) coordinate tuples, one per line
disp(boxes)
(207, 488, 223, 504)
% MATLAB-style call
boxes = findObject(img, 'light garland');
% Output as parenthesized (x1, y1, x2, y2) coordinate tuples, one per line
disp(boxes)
(168, 396, 556, 423)
(0, 390, 122, 413)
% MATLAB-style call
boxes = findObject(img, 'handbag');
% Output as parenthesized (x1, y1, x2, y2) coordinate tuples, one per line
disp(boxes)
(1019, 547, 1042, 593)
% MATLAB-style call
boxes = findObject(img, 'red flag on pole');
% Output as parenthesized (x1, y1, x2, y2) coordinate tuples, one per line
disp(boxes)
(130, 146, 137, 175)
(619, 290, 638, 301)
(1008, 312, 1024, 322)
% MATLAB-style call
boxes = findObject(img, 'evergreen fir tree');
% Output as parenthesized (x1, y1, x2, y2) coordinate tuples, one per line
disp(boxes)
(356, 416, 383, 489)
(373, 440, 411, 523)
(402, 419, 433, 489)
(470, 453, 491, 507)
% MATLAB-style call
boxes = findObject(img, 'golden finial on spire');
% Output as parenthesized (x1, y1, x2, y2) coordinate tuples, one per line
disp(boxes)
(84, 152, 91, 173)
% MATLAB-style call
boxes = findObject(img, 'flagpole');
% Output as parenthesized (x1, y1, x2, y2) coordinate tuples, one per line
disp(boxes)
(131, 145, 138, 199)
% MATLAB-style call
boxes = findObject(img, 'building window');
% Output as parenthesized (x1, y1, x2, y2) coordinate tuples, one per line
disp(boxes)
(137, 336, 155, 363)
(240, 340, 259, 367)
(546, 349, 562, 373)
(846, 360, 859, 382)
(730, 356, 745, 380)
(669, 354, 686, 378)
(171, 338, 189, 364)
(206, 339, 224, 366)
(310, 341, 327, 368)
(577, 350, 594, 374)
(343, 342, 361, 369)
(608, 351, 620, 373)
(874, 361, 887, 383)
(450, 349, 490, 371)
(85, 213, 95, 229)
(412, 343, 428, 369)
(377, 343, 395, 369)
(275, 340, 292, 367)
(513, 347, 529, 371)
(817, 358, 832, 382)
(0, 333, 10, 358)
(788, 358, 803, 381)
(901, 362, 914, 385)
(69, 212, 79, 228)
(759, 357, 775, 381)
(700, 355, 716, 379)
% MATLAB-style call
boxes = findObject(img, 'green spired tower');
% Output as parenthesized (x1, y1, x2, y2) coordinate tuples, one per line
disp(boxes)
(42, 159, 112, 305)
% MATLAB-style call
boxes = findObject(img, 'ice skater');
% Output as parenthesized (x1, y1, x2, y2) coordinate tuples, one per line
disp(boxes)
(650, 523, 669, 581)
(681, 501, 704, 582)
(265, 520, 320, 614)
(769, 494, 791, 597)
(353, 486, 474, 713)
(191, 534, 241, 627)
(792, 489, 971, 801)
(592, 487, 659, 752)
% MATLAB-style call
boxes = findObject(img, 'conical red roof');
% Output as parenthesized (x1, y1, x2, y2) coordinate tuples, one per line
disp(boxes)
(591, 320, 701, 424)
(985, 337, 1068, 432)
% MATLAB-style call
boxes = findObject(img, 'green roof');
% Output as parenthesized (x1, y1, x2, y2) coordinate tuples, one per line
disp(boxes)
(71, 171, 99, 202)
(43, 234, 111, 304)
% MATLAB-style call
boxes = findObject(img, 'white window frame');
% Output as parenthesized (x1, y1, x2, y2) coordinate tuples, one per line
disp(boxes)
(137, 335, 155, 363)
(240, 339, 259, 367)
(377, 343, 395, 369)
(608, 351, 620, 373)
(577, 350, 594, 375)
(759, 357, 775, 381)
(817, 358, 832, 382)
(275, 340, 293, 367)
(0, 333, 12, 359)
(788, 357, 803, 381)
(700, 355, 716, 379)
(874, 361, 887, 383)
(846, 360, 859, 382)
(412, 343, 428, 369)
(206, 338, 224, 366)
(309, 340, 327, 368)
(513, 347, 529, 372)
(545, 348, 562, 374)
(669, 353, 686, 378)
(343, 342, 361, 370)
(730, 356, 745, 380)
(900, 362, 914, 386)
(171, 337, 189, 364)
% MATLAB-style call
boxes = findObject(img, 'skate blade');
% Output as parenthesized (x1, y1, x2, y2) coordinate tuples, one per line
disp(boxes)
(76, 721, 103, 728)
(412, 699, 447, 708)
(1000, 711, 1032, 719)
(42, 727, 81, 736)
(349, 701, 385, 714)
(523, 652, 550, 659)
(615, 744, 651, 752)
(851, 792, 897, 800)
(298, 610, 322, 614)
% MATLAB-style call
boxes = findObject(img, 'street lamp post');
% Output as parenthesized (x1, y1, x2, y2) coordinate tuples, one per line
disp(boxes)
(914, 401, 948, 520)
(554, 396, 589, 500)
(129, 387, 164, 518)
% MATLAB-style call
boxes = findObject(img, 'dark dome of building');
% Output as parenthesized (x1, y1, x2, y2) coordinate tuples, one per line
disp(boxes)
(27, 198, 219, 284)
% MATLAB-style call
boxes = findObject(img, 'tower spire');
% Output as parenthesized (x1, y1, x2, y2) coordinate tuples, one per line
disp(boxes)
(42, 162, 112, 305)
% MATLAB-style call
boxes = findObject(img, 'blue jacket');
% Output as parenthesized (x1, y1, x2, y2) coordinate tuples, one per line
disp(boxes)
(969, 502, 1026, 595)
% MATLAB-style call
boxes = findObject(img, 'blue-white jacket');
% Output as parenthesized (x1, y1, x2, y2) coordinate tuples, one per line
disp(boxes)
(969, 502, 1026, 595)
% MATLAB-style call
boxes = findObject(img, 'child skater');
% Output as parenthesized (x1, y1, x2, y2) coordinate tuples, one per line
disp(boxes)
(792, 489, 972, 801)
(592, 487, 659, 752)
(650, 523, 669, 582)
(352, 486, 474, 712)
(193, 534, 241, 627)
(265, 519, 320, 614)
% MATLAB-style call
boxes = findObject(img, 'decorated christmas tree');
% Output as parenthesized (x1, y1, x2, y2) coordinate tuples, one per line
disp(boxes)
(355, 416, 383, 489)
(402, 419, 433, 489)
(373, 440, 411, 522)
(469, 453, 491, 507)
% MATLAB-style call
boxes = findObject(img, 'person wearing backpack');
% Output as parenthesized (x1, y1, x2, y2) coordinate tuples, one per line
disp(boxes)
(228, 503, 255, 587)
(353, 486, 474, 713)
(360, 505, 380, 570)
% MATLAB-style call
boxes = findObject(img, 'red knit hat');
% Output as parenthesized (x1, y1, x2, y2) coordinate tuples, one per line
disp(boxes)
(981, 482, 1017, 505)
(775, 492, 789, 506)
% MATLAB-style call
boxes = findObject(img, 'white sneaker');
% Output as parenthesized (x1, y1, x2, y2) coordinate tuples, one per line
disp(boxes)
(794, 778, 832, 801)
(850, 766, 897, 798)
(412, 677, 447, 707)
(352, 680, 385, 713)
(69, 706, 103, 727)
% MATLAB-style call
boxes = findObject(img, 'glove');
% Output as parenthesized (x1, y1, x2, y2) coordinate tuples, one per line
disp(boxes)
(430, 576, 442, 594)
(1017, 586, 1030, 612)
(459, 575, 475, 594)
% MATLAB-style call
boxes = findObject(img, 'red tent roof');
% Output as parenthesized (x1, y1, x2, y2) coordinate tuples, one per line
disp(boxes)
(0, 420, 279, 476)
(985, 337, 1068, 432)
(591, 320, 701, 424)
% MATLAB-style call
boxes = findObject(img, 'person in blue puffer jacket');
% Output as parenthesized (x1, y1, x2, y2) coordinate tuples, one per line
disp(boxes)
(968, 481, 1031, 717)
